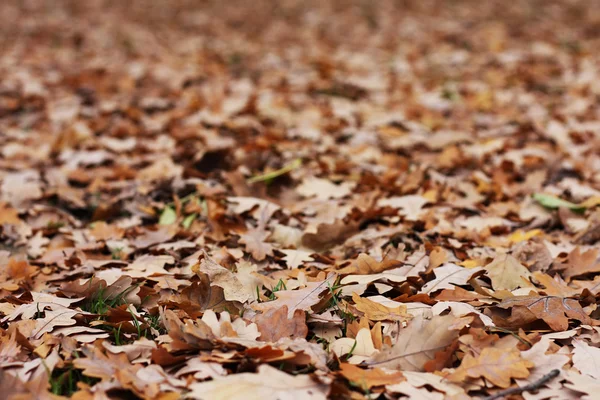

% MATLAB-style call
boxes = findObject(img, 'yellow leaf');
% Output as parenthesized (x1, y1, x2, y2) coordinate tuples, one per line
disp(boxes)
(579, 196, 600, 208)
(459, 259, 481, 269)
(508, 229, 542, 243)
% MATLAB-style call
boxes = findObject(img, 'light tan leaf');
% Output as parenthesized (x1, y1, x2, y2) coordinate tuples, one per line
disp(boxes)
(377, 195, 430, 221)
(331, 327, 377, 364)
(193, 252, 255, 303)
(252, 278, 332, 318)
(352, 293, 410, 321)
(296, 177, 355, 200)
(420, 264, 481, 294)
(337, 253, 402, 275)
(338, 363, 404, 390)
(280, 249, 314, 269)
(369, 315, 462, 371)
(517, 336, 569, 388)
(2, 293, 83, 322)
(239, 229, 273, 261)
(572, 339, 600, 379)
(185, 364, 329, 400)
(484, 253, 532, 291)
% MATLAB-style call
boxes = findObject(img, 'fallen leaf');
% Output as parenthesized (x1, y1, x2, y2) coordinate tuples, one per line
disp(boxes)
(338, 363, 404, 390)
(252, 278, 332, 318)
(186, 364, 329, 400)
(254, 306, 308, 342)
(572, 339, 600, 379)
(420, 264, 482, 294)
(493, 295, 592, 331)
(352, 293, 410, 321)
(484, 253, 532, 291)
(369, 315, 462, 371)
(449, 347, 534, 388)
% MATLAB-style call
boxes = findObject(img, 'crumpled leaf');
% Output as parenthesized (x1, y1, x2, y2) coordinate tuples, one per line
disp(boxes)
(192, 251, 256, 303)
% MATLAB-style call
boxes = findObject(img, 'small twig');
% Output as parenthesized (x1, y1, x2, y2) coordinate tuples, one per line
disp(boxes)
(362, 345, 449, 366)
(482, 369, 560, 400)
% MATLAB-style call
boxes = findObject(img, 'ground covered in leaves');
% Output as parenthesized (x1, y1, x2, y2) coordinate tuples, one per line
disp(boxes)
(3, 0, 600, 399)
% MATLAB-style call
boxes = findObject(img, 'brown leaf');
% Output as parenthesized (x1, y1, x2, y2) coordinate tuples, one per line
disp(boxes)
(337, 253, 402, 275)
(555, 248, 600, 281)
(254, 306, 308, 342)
(492, 295, 592, 331)
(448, 347, 534, 388)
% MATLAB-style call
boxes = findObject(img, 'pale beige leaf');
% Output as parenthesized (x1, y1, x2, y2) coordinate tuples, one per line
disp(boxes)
(484, 254, 532, 291)
(420, 264, 481, 294)
(186, 364, 328, 400)
(572, 339, 600, 379)
(369, 315, 461, 371)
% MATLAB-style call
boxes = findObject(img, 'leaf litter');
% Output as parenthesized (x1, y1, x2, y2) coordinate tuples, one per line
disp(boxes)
(2, 0, 600, 399)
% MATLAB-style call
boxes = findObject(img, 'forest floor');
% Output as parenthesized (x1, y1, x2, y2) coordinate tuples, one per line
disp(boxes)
(2, 0, 600, 399)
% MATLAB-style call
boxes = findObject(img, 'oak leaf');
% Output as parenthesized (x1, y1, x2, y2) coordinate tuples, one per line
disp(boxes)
(338, 363, 404, 390)
(448, 347, 534, 388)
(369, 315, 462, 371)
(337, 253, 402, 275)
(493, 295, 592, 331)
(296, 177, 354, 200)
(420, 264, 482, 294)
(555, 248, 600, 281)
(572, 339, 600, 379)
(193, 252, 256, 303)
(516, 336, 569, 388)
(254, 306, 308, 342)
(252, 278, 333, 318)
(185, 364, 329, 400)
(484, 253, 532, 291)
(352, 293, 410, 321)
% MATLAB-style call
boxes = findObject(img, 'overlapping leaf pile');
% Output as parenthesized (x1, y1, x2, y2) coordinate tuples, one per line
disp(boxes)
(2, 0, 600, 399)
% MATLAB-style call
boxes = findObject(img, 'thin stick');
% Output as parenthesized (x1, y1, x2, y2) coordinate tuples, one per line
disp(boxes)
(482, 369, 560, 400)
